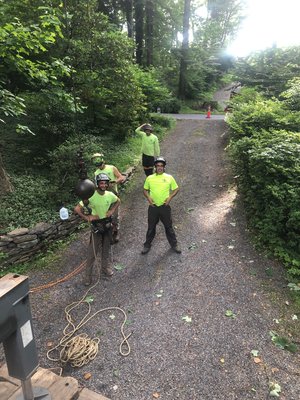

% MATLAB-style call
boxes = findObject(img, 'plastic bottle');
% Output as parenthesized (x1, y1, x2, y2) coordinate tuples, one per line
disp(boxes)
(59, 206, 69, 220)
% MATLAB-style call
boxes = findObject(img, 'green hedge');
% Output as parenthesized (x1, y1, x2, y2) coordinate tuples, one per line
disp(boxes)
(227, 89, 300, 277)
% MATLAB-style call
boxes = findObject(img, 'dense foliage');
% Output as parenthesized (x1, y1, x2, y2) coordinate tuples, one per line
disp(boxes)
(227, 56, 300, 277)
(234, 47, 300, 98)
(0, 0, 244, 228)
(1, 0, 299, 284)
(0, 116, 174, 232)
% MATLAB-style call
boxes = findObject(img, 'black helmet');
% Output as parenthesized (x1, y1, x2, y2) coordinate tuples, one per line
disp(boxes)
(142, 124, 153, 132)
(75, 179, 95, 200)
(95, 173, 110, 186)
(154, 156, 166, 166)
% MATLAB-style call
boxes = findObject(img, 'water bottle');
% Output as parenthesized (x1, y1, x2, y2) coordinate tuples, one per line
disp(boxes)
(59, 206, 69, 220)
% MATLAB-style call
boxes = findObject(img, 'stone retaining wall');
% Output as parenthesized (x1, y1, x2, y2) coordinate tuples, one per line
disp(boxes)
(0, 166, 136, 272)
(0, 214, 82, 271)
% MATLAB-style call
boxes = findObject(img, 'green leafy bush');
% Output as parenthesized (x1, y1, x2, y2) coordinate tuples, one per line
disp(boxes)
(0, 175, 57, 232)
(48, 134, 104, 204)
(229, 129, 300, 276)
(227, 88, 300, 141)
(281, 77, 300, 111)
(150, 114, 174, 128)
(134, 67, 180, 113)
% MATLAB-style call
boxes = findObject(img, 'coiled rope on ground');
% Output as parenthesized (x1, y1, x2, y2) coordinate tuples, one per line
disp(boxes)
(31, 228, 131, 366)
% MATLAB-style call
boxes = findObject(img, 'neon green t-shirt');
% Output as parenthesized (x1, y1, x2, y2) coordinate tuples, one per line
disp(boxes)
(80, 190, 118, 219)
(144, 173, 178, 206)
(135, 127, 160, 157)
(94, 165, 118, 193)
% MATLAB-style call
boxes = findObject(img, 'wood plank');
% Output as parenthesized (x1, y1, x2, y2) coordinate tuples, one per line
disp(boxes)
(0, 364, 21, 399)
(0, 364, 20, 386)
(30, 367, 59, 387)
(78, 387, 110, 400)
(0, 365, 109, 400)
(7, 370, 78, 400)
(47, 375, 78, 399)
(0, 380, 20, 399)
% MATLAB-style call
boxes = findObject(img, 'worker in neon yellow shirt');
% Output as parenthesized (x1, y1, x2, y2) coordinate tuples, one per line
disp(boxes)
(135, 123, 160, 176)
(142, 157, 181, 254)
(74, 173, 120, 285)
(91, 152, 125, 243)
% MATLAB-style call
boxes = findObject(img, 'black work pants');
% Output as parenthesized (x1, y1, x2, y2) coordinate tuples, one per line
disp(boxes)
(142, 154, 154, 176)
(144, 204, 177, 248)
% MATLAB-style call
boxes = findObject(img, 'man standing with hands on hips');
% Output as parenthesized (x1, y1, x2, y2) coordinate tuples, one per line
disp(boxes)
(141, 156, 181, 254)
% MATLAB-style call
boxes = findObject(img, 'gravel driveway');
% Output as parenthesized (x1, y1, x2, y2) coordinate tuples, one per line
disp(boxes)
(4, 119, 300, 400)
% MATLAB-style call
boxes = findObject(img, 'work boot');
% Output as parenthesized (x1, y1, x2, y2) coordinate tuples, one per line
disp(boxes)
(103, 266, 114, 277)
(141, 245, 151, 254)
(172, 245, 182, 254)
(112, 232, 120, 243)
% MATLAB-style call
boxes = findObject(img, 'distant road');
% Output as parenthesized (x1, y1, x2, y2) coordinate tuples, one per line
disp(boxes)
(161, 113, 225, 120)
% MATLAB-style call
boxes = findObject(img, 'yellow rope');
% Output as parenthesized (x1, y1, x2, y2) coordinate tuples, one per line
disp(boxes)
(60, 334, 100, 367)
(46, 228, 131, 367)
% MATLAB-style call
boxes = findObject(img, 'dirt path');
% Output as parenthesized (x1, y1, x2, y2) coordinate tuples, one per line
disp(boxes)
(10, 120, 300, 399)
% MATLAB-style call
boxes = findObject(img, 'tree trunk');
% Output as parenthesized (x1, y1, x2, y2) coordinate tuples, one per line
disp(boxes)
(178, 0, 191, 99)
(145, 0, 154, 66)
(134, 0, 144, 65)
(124, 0, 133, 38)
(0, 153, 13, 197)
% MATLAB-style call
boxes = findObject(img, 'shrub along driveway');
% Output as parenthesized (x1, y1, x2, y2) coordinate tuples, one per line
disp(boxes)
(25, 119, 300, 399)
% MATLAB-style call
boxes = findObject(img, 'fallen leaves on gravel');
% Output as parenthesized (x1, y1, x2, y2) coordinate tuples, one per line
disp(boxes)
(83, 372, 92, 380)
(114, 263, 125, 271)
(225, 310, 236, 319)
(153, 393, 160, 398)
(269, 331, 297, 353)
(186, 207, 194, 213)
(253, 357, 262, 364)
(269, 382, 281, 397)
(182, 315, 192, 323)
(251, 350, 262, 364)
(85, 295, 94, 303)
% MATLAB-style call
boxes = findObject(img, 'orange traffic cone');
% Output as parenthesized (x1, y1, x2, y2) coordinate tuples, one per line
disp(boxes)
(206, 105, 211, 119)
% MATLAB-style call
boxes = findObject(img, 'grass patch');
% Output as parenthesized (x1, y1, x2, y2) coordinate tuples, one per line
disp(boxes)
(180, 105, 204, 114)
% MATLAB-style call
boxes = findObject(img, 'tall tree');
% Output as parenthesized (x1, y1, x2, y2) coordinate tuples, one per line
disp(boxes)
(204, 0, 245, 49)
(145, 0, 154, 66)
(123, 0, 134, 38)
(178, 0, 191, 99)
(135, 0, 144, 65)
